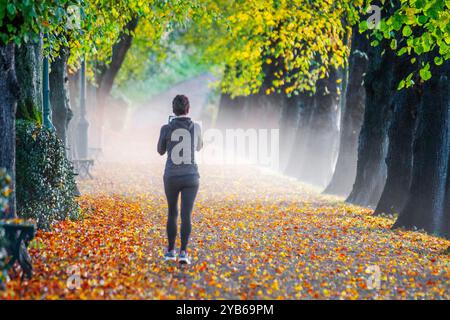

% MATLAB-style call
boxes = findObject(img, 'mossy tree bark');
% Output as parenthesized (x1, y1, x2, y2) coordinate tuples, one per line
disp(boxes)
(50, 46, 73, 146)
(15, 40, 42, 122)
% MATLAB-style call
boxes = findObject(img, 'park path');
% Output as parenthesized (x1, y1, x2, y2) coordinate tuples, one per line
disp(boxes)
(99, 73, 215, 163)
(2, 162, 449, 299)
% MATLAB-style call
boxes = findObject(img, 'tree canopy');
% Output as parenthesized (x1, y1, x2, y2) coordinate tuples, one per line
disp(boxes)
(181, 0, 362, 96)
(365, 0, 450, 88)
(2, 0, 447, 95)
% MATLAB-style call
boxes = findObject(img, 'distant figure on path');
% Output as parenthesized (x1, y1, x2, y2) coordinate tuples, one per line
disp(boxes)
(157, 94, 203, 265)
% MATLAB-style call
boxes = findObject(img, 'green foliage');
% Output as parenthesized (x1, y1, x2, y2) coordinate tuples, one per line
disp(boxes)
(0, 0, 77, 46)
(114, 43, 210, 105)
(78, 0, 198, 78)
(368, 0, 450, 88)
(15, 120, 80, 230)
(16, 102, 42, 124)
(178, 0, 364, 97)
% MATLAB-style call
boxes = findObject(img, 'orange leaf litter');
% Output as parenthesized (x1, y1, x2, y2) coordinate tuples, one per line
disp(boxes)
(2, 162, 449, 299)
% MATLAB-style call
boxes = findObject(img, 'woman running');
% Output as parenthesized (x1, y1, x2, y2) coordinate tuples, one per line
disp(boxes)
(157, 94, 203, 264)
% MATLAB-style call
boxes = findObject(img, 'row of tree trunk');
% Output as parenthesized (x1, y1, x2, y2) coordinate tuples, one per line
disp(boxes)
(0, 39, 74, 218)
(0, 17, 139, 219)
(393, 60, 449, 237)
(215, 28, 450, 239)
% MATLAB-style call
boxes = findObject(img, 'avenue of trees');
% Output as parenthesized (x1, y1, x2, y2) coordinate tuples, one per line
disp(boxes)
(182, 0, 450, 238)
(0, 0, 449, 244)
(0, 0, 198, 224)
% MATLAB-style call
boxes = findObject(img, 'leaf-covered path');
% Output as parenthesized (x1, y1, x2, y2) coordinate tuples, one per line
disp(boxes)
(2, 162, 449, 299)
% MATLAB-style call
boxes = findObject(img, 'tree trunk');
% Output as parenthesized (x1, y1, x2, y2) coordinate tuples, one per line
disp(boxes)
(279, 95, 300, 172)
(216, 93, 246, 129)
(346, 39, 396, 207)
(374, 55, 419, 215)
(374, 88, 417, 215)
(297, 69, 341, 187)
(394, 60, 450, 238)
(241, 93, 265, 129)
(284, 94, 314, 178)
(96, 17, 139, 132)
(0, 43, 18, 218)
(324, 28, 368, 196)
(14, 40, 42, 122)
(67, 70, 81, 160)
(50, 46, 73, 145)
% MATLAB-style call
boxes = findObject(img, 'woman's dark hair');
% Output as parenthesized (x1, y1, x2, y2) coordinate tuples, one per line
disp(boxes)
(172, 95, 190, 116)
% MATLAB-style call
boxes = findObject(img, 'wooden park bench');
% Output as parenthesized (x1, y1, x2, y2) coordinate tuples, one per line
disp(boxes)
(0, 219, 36, 283)
(72, 159, 95, 179)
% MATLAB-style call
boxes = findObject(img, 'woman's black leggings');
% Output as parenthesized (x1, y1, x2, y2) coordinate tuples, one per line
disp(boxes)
(163, 175, 199, 251)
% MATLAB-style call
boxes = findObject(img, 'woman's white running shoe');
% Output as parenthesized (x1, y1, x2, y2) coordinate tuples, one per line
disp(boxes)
(164, 250, 177, 262)
(178, 251, 191, 265)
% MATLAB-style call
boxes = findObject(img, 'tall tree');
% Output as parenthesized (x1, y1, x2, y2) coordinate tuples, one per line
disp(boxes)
(95, 17, 139, 110)
(50, 46, 73, 145)
(297, 69, 342, 187)
(346, 31, 396, 206)
(0, 43, 19, 218)
(0, 0, 82, 216)
(364, 0, 450, 235)
(15, 41, 43, 122)
(394, 60, 450, 238)
(325, 27, 369, 196)
(284, 94, 315, 178)
(278, 95, 300, 172)
(374, 54, 419, 215)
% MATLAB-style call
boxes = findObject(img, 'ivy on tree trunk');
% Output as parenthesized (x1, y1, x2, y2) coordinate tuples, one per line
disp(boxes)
(15, 40, 42, 123)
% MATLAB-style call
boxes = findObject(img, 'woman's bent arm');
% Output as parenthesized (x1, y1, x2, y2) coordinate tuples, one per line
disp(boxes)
(157, 125, 168, 155)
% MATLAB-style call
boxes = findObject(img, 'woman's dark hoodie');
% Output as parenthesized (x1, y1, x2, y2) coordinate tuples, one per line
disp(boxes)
(157, 117, 203, 178)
